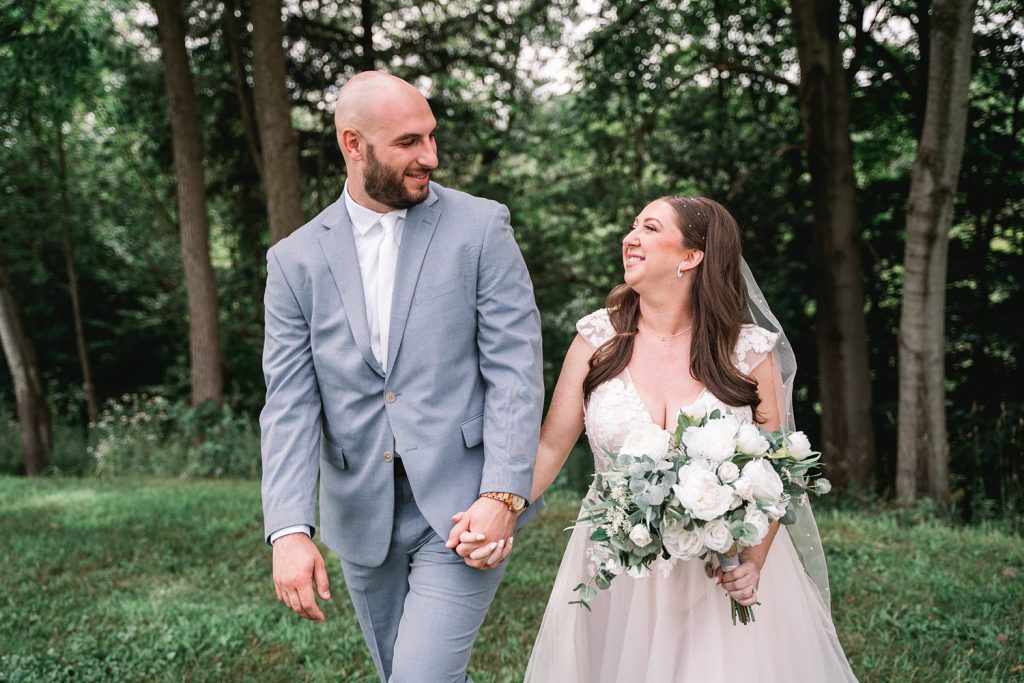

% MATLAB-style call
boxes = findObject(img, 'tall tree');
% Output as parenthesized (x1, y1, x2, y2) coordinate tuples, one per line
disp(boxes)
(0, 256, 51, 475)
(57, 126, 98, 424)
(154, 0, 224, 406)
(897, 0, 977, 508)
(790, 0, 876, 491)
(251, 0, 304, 245)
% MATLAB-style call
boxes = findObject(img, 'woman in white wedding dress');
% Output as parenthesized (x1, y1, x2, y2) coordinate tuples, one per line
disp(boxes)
(522, 196, 858, 682)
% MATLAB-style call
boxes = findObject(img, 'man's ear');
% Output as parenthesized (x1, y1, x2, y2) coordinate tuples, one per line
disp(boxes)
(338, 127, 363, 161)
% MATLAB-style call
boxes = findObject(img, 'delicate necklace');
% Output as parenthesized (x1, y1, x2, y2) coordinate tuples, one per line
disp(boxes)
(639, 319, 693, 342)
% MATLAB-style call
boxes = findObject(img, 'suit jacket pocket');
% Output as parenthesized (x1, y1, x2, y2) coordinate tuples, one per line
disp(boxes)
(414, 275, 463, 303)
(460, 413, 485, 449)
(320, 434, 347, 470)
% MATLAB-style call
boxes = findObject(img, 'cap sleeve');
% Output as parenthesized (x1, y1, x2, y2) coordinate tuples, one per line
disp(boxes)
(576, 308, 616, 349)
(734, 324, 779, 374)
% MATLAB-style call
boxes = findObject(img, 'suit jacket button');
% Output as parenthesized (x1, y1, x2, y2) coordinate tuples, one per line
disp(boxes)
(383, 451, 393, 462)
(385, 391, 397, 403)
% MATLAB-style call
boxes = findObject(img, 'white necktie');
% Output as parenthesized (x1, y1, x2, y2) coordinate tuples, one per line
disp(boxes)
(376, 214, 399, 371)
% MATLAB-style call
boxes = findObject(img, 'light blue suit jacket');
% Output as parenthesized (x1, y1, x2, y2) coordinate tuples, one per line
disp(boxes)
(260, 183, 544, 567)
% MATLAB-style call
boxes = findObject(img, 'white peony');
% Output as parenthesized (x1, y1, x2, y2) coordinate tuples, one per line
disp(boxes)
(661, 518, 706, 560)
(730, 493, 744, 510)
(736, 423, 770, 456)
(681, 415, 741, 462)
(698, 518, 734, 553)
(620, 423, 672, 463)
(786, 431, 813, 460)
(717, 460, 740, 484)
(744, 508, 770, 544)
(629, 523, 653, 547)
(738, 458, 784, 502)
(673, 465, 736, 521)
(732, 477, 755, 502)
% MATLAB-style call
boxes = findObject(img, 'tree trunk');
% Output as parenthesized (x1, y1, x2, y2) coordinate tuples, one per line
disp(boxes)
(897, 0, 976, 509)
(154, 0, 224, 407)
(360, 0, 376, 70)
(223, 0, 264, 181)
(57, 125, 99, 425)
(790, 0, 876, 492)
(0, 256, 51, 475)
(251, 0, 305, 246)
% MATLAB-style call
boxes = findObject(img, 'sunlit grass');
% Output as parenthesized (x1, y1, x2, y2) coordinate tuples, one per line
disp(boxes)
(1, 477, 1021, 682)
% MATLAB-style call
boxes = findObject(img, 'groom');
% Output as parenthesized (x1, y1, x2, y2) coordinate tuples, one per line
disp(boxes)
(259, 71, 544, 682)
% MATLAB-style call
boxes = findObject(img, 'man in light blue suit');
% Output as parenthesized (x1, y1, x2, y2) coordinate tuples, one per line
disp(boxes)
(259, 72, 544, 682)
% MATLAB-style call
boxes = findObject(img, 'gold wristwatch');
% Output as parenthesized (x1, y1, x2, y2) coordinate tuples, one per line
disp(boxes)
(481, 491, 527, 512)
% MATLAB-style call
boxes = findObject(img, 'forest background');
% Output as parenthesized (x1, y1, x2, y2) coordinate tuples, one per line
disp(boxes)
(1, 0, 1020, 521)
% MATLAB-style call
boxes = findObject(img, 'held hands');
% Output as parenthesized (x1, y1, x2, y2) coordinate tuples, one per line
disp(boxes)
(272, 533, 331, 621)
(716, 553, 762, 607)
(445, 496, 516, 569)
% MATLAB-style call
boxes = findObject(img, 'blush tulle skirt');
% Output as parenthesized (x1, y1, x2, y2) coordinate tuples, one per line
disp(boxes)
(524, 521, 858, 682)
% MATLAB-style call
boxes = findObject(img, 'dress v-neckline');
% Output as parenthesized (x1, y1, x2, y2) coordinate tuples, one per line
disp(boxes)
(622, 368, 708, 430)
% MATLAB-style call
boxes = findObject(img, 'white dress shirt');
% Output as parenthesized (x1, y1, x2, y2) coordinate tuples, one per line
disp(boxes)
(270, 185, 408, 545)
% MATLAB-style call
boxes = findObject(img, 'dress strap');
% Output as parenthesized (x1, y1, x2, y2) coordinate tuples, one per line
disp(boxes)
(734, 324, 779, 374)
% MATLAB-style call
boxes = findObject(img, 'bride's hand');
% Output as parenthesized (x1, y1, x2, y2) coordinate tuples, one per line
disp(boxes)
(717, 556, 761, 606)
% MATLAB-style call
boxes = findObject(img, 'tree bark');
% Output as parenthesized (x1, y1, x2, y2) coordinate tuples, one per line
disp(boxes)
(0, 256, 51, 475)
(251, 0, 305, 246)
(57, 125, 99, 425)
(897, 0, 976, 509)
(154, 0, 224, 407)
(223, 0, 264, 181)
(790, 0, 876, 492)
(360, 0, 376, 70)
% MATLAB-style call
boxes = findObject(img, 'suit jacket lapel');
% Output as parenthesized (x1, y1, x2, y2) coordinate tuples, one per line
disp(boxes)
(318, 200, 385, 377)
(386, 194, 441, 373)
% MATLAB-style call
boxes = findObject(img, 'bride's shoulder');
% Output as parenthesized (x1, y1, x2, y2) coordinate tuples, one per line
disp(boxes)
(576, 308, 615, 349)
(734, 324, 779, 373)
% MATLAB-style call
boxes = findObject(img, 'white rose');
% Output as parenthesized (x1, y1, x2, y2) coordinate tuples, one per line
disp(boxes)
(739, 458, 784, 502)
(629, 523, 653, 547)
(660, 518, 706, 560)
(736, 423, 770, 456)
(717, 461, 740, 484)
(681, 415, 741, 462)
(627, 563, 651, 579)
(698, 518, 734, 553)
(744, 508, 770, 544)
(673, 465, 736, 521)
(620, 423, 672, 463)
(786, 431, 813, 460)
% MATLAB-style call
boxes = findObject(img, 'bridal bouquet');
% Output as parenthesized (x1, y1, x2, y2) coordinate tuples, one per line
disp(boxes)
(571, 407, 831, 624)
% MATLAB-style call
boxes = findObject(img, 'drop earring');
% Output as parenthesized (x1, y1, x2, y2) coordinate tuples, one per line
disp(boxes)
(677, 263, 685, 278)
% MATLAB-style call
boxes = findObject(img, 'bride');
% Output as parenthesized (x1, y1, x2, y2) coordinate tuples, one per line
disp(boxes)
(521, 196, 857, 681)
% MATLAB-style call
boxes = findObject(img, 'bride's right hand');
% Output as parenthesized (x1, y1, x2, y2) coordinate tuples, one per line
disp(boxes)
(717, 558, 761, 607)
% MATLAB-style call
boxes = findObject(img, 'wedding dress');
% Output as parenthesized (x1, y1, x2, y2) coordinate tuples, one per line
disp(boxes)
(524, 309, 858, 683)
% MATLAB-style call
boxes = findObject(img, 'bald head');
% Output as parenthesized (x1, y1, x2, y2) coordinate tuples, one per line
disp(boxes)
(334, 72, 430, 136)
(333, 72, 439, 212)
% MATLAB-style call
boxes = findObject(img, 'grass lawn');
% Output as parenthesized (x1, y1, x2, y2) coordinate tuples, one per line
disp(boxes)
(1, 476, 1021, 682)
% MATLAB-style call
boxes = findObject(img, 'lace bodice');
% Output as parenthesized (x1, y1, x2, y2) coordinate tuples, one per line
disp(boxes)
(576, 308, 777, 472)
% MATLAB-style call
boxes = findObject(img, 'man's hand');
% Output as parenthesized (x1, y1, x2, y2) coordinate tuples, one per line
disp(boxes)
(272, 533, 331, 621)
(444, 497, 516, 569)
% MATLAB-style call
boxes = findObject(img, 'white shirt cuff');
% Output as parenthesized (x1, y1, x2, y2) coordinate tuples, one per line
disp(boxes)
(269, 525, 313, 544)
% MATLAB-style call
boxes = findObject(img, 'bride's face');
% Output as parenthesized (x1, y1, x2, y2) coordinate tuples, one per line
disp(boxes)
(622, 200, 688, 290)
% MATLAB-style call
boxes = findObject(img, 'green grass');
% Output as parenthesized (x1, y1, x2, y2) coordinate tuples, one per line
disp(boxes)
(1, 477, 1022, 682)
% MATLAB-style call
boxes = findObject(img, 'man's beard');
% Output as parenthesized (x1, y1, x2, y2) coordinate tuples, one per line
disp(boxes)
(363, 144, 430, 209)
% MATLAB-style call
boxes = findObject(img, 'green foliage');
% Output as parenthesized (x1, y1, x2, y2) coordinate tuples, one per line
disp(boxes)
(0, 481, 1021, 681)
(90, 394, 259, 479)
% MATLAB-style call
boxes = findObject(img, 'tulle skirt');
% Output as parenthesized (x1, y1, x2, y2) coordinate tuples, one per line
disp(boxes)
(525, 519, 858, 682)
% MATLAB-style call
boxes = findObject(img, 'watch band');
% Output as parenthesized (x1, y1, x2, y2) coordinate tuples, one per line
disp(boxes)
(481, 491, 527, 512)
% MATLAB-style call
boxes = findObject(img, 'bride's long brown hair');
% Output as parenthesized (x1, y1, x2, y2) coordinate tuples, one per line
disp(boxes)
(582, 196, 761, 419)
